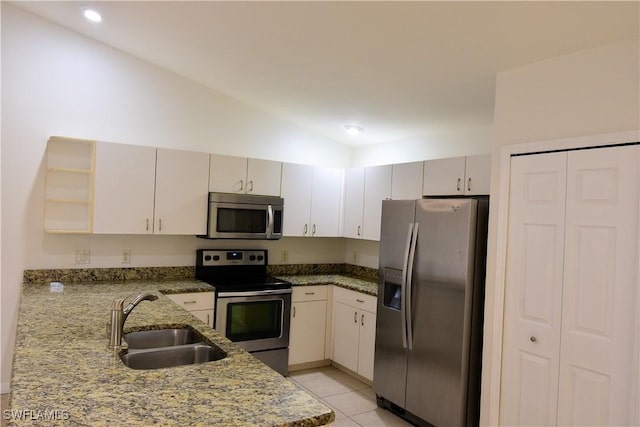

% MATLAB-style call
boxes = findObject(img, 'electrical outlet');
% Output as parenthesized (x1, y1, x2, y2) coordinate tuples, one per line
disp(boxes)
(281, 250, 289, 263)
(122, 249, 132, 264)
(74, 250, 90, 265)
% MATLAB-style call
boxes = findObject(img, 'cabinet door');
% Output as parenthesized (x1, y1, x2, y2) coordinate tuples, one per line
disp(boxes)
(209, 154, 247, 193)
(357, 309, 376, 381)
(281, 163, 313, 236)
(391, 161, 423, 200)
(290, 300, 327, 365)
(423, 157, 466, 196)
(464, 154, 491, 195)
(342, 168, 365, 239)
(93, 142, 156, 234)
(310, 167, 343, 237)
(500, 152, 568, 426)
(332, 301, 360, 373)
(557, 146, 638, 426)
(154, 149, 210, 235)
(362, 165, 392, 241)
(191, 309, 214, 328)
(246, 158, 282, 196)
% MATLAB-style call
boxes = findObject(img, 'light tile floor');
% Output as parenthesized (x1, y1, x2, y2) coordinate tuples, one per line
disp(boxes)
(289, 366, 413, 427)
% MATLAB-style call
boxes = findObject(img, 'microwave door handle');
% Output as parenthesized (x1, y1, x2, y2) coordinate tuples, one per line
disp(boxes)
(266, 205, 274, 239)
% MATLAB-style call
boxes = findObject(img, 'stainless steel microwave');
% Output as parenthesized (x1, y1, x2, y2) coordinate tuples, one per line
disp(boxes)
(202, 193, 284, 239)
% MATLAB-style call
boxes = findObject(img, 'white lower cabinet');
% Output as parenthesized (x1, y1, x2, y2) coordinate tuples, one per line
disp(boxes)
(332, 286, 377, 381)
(165, 292, 215, 328)
(289, 286, 328, 365)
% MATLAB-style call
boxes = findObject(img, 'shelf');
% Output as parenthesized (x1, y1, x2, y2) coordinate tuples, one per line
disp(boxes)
(45, 136, 95, 233)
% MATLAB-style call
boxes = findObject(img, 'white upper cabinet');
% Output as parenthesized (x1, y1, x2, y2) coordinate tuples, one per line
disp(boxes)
(93, 142, 156, 234)
(342, 165, 392, 241)
(423, 154, 491, 196)
(282, 163, 313, 236)
(281, 163, 343, 237)
(209, 154, 281, 196)
(391, 161, 424, 200)
(154, 148, 210, 235)
(362, 165, 392, 241)
(342, 168, 365, 239)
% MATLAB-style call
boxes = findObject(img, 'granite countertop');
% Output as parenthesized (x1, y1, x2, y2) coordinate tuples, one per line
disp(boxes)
(9, 279, 334, 426)
(278, 275, 378, 296)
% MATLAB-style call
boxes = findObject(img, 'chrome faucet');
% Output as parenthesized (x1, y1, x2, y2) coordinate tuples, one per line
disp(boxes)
(107, 292, 158, 350)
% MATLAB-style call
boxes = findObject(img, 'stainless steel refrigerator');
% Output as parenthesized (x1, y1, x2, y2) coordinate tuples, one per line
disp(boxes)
(374, 198, 488, 427)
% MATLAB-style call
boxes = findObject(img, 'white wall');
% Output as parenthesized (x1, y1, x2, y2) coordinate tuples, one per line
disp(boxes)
(481, 36, 640, 426)
(0, 4, 352, 392)
(351, 124, 492, 167)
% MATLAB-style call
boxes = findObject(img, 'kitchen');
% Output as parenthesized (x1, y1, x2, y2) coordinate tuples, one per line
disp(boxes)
(2, 2, 639, 426)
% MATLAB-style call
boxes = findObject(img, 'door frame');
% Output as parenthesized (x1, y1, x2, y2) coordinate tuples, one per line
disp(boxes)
(482, 129, 640, 426)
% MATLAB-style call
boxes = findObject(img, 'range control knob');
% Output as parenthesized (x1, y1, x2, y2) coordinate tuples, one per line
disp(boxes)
(204, 255, 212, 261)
(213, 255, 220, 261)
(257, 255, 264, 261)
(249, 255, 256, 261)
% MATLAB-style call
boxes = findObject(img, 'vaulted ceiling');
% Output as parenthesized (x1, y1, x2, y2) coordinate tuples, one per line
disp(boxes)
(12, 1, 639, 146)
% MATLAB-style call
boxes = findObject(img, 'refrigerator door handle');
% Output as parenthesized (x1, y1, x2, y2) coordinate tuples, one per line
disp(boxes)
(406, 222, 419, 350)
(400, 222, 413, 349)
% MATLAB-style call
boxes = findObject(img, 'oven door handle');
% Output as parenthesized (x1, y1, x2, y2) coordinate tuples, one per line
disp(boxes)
(217, 289, 292, 298)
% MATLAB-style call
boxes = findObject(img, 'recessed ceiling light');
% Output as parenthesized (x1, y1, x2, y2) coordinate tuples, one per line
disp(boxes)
(344, 125, 363, 136)
(83, 9, 103, 23)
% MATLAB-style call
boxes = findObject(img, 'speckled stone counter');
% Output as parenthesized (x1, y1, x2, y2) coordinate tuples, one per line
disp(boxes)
(9, 280, 334, 426)
(277, 275, 378, 296)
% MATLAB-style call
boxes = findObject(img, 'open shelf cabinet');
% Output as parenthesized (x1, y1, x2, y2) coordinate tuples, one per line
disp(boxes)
(44, 136, 96, 233)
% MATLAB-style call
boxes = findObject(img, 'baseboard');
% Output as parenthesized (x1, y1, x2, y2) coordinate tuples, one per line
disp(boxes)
(288, 359, 331, 372)
(330, 361, 373, 386)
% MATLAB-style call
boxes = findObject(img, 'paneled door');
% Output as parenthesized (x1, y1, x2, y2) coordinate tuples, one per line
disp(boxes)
(501, 144, 639, 426)
(500, 151, 568, 426)
(557, 145, 639, 426)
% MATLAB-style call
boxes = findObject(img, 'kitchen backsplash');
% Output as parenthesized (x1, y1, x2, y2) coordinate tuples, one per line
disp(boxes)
(23, 264, 378, 284)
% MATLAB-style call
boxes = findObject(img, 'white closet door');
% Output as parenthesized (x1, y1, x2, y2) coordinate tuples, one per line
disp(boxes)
(557, 145, 639, 426)
(500, 152, 568, 426)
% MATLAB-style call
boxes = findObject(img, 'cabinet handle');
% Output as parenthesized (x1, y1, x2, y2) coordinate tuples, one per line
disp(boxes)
(354, 311, 358, 323)
(304, 292, 315, 295)
(303, 224, 308, 236)
(357, 225, 361, 236)
(158, 219, 162, 232)
(293, 306, 296, 318)
(361, 313, 365, 326)
(239, 179, 244, 191)
(183, 301, 197, 304)
(457, 178, 461, 192)
(530, 336, 537, 343)
(467, 177, 472, 192)
(248, 180, 254, 192)
(356, 299, 365, 303)
(312, 224, 316, 236)
(207, 314, 210, 325)
(146, 218, 149, 231)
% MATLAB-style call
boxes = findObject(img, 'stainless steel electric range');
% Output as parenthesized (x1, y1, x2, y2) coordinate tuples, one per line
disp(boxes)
(195, 249, 292, 376)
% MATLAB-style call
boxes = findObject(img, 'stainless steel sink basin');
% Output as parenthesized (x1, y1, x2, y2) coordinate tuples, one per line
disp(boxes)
(120, 343, 227, 370)
(123, 327, 205, 349)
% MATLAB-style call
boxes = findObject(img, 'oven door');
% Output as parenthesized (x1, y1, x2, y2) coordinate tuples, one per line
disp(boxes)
(215, 289, 291, 352)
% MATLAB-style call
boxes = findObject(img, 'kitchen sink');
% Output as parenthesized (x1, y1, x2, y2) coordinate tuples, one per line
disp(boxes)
(120, 343, 227, 370)
(123, 327, 206, 349)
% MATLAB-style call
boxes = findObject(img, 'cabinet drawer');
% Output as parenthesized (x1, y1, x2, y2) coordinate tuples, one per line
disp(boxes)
(166, 292, 215, 311)
(333, 286, 377, 313)
(292, 285, 328, 302)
